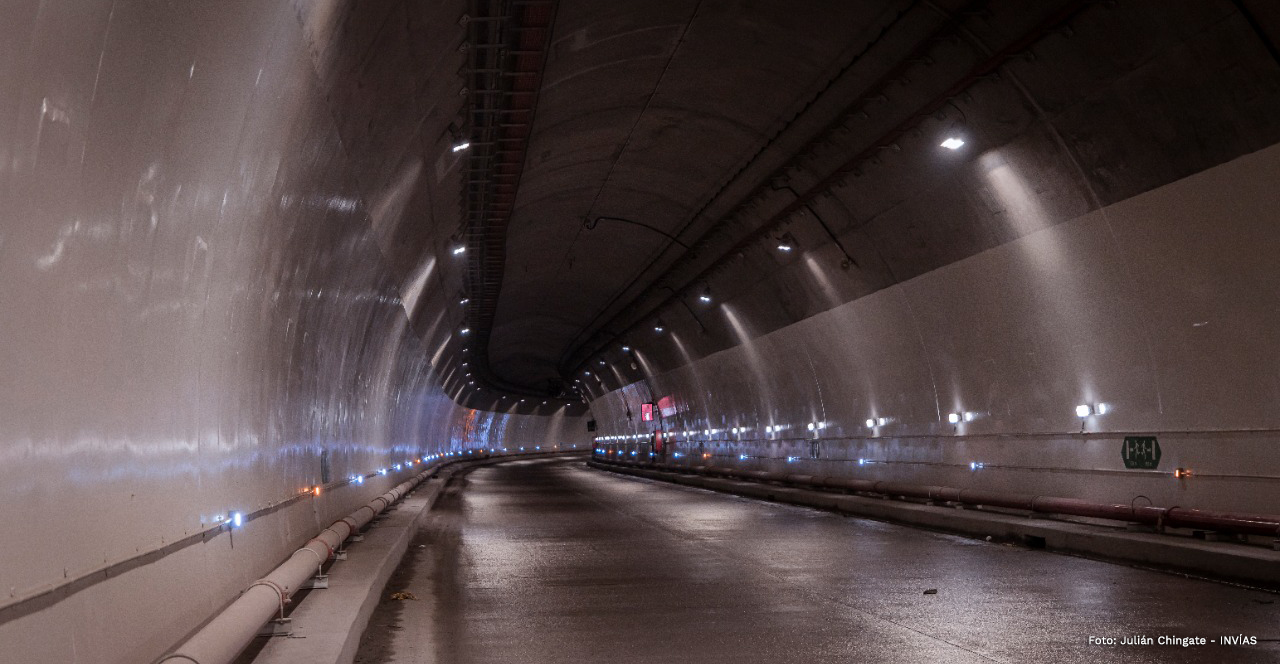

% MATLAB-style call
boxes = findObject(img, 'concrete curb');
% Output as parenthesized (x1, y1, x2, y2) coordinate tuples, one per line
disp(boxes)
(251, 453, 582, 664)
(589, 460, 1280, 589)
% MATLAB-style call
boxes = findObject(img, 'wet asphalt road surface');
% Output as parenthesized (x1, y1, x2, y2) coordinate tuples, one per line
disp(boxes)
(354, 457, 1279, 663)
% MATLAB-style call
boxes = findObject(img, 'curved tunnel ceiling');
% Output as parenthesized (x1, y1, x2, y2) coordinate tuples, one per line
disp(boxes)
(316, 0, 1280, 414)
(488, 0, 898, 392)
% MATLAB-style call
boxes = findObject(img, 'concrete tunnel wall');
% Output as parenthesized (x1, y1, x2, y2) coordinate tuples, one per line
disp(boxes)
(4, 1, 1280, 662)
(0, 2, 586, 662)
(589, 141, 1280, 515)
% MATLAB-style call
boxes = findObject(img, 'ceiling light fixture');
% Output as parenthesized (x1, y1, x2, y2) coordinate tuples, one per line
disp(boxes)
(940, 137, 965, 150)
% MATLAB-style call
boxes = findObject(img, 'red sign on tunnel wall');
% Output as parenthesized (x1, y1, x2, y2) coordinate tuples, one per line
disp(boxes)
(641, 402, 654, 422)
(658, 396, 677, 417)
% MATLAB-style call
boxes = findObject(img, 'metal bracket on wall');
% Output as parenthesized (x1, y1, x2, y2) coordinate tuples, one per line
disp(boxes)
(257, 617, 293, 637)
(300, 571, 329, 590)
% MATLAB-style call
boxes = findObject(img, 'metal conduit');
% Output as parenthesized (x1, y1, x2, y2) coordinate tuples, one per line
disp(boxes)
(159, 467, 437, 664)
(598, 459, 1280, 538)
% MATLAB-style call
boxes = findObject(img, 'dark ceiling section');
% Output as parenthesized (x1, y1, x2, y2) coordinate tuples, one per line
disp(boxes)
(456, 0, 559, 407)
(488, 0, 909, 394)
(562, 0, 1093, 378)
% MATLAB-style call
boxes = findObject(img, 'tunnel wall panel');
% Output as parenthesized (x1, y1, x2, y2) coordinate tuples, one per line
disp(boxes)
(592, 142, 1280, 515)
(0, 2, 586, 662)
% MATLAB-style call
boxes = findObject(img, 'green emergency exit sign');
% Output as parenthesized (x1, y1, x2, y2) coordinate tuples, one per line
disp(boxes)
(1122, 436, 1161, 470)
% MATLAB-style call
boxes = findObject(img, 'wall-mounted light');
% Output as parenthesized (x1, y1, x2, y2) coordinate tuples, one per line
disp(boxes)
(231, 512, 244, 528)
(1174, 467, 1192, 479)
(948, 412, 962, 424)
(654, 319, 666, 333)
(940, 137, 965, 150)
(1076, 403, 1110, 417)
(459, 297, 469, 305)
(699, 287, 712, 304)
(460, 327, 471, 335)
(451, 244, 466, 255)
(621, 345, 631, 352)
(452, 140, 471, 153)
(776, 232, 797, 252)
(969, 461, 985, 471)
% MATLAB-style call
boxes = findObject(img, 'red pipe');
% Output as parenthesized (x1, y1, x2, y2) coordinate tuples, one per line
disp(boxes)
(601, 459, 1280, 538)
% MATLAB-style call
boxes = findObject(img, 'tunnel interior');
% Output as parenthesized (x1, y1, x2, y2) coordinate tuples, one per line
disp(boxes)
(3, 1, 1280, 662)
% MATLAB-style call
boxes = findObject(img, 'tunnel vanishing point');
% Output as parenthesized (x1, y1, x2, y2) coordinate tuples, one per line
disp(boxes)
(4, 1, 1280, 663)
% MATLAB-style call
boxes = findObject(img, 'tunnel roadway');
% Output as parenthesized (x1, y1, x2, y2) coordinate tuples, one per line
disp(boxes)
(354, 457, 1278, 663)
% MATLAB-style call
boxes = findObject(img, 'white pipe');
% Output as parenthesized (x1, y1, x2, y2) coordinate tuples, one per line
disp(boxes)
(159, 469, 430, 664)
